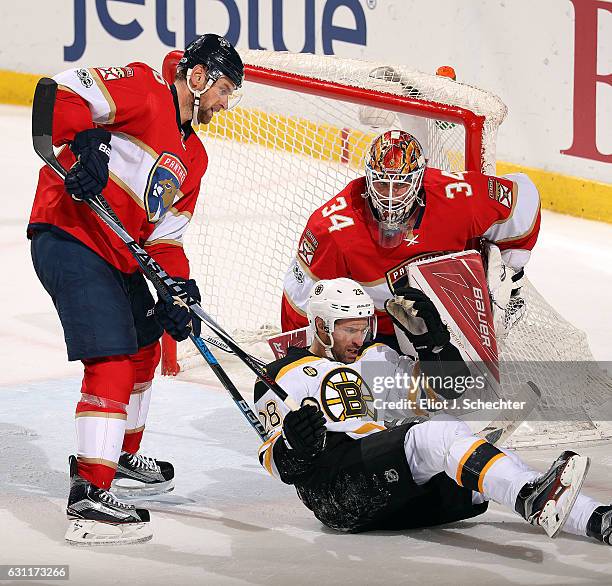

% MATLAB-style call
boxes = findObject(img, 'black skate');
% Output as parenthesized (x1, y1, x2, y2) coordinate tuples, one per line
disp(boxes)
(65, 455, 152, 545)
(515, 450, 590, 538)
(587, 505, 612, 545)
(111, 451, 174, 497)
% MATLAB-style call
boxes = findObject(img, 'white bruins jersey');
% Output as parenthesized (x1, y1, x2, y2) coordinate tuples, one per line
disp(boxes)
(255, 343, 416, 479)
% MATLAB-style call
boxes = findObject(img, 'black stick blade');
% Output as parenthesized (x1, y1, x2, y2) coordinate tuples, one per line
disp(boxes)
(32, 77, 66, 179)
(32, 78, 57, 146)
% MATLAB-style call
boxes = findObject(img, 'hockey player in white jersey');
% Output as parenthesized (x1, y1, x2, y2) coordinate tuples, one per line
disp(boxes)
(255, 278, 612, 543)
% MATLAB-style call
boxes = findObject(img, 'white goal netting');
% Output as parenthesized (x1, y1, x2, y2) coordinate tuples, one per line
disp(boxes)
(165, 50, 612, 448)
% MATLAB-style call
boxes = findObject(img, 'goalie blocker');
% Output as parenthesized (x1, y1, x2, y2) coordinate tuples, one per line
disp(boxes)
(269, 251, 535, 440)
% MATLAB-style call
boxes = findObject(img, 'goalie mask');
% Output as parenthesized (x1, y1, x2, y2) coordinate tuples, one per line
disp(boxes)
(307, 278, 377, 360)
(365, 130, 426, 248)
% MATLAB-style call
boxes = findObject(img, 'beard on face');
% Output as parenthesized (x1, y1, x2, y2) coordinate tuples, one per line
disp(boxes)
(197, 107, 213, 124)
(336, 343, 360, 364)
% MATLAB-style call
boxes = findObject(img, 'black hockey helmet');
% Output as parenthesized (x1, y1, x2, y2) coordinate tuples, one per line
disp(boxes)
(178, 34, 244, 89)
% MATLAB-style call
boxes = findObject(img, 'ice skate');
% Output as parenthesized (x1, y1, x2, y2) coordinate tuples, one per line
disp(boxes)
(515, 450, 590, 538)
(65, 455, 152, 545)
(111, 451, 175, 497)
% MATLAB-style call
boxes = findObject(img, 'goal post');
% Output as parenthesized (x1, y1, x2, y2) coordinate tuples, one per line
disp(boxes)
(157, 49, 612, 448)
(159, 49, 506, 373)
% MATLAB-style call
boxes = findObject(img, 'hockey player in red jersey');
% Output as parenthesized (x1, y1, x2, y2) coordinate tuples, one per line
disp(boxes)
(28, 34, 243, 545)
(281, 130, 541, 348)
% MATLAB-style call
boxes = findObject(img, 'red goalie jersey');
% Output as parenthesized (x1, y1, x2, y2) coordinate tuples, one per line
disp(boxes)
(282, 170, 541, 336)
(28, 63, 207, 278)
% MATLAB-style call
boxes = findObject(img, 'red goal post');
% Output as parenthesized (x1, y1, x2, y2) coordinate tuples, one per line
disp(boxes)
(159, 49, 507, 375)
(156, 49, 612, 449)
(163, 50, 488, 171)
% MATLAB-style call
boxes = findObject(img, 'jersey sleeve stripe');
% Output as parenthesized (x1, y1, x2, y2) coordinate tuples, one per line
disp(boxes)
(483, 174, 540, 244)
(53, 68, 115, 125)
(487, 204, 540, 244)
(282, 258, 317, 313)
(282, 290, 308, 317)
(90, 68, 117, 124)
(257, 431, 281, 456)
(109, 171, 145, 210)
(296, 255, 321, 281)
(276, 356, 321, 382)
(351, 422, 386, 434)
(144, 211, 190, 245)
(257, 431, 282, 478)
(360, 276, 387, 288)
(168, 206, 193, 220)
(263, 442, 278, 477)
(114, 131, 159, 159)
(144, 238, 182, 247)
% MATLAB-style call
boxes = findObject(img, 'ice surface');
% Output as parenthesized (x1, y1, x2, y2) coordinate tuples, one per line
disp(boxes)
(2, 104, 612, 585)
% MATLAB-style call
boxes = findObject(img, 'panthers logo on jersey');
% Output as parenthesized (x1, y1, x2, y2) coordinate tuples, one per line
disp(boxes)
(144, 152, 187, 223)
(320, 368, 376, 422)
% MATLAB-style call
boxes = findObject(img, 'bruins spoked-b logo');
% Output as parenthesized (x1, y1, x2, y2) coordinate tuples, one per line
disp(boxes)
(144, 152, 187, 223)
(320, 368, 376, 422)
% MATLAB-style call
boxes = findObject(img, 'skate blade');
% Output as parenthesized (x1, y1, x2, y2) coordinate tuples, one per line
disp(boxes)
(539, 455, 590, 538)
(65, 519, 152, 546)
(111, 479, 175, 498)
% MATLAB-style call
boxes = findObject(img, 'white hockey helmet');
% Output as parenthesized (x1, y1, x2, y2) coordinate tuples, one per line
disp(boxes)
(307, 278, 377, 354)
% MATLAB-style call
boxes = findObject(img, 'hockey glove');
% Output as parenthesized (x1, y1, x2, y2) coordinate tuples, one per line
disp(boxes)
(64, 128, 112, 202)
(484, 242, 526, 338)
(154, 278, 202, 342)
(282, 405, 327, 458)
(385, 287, 450, 352)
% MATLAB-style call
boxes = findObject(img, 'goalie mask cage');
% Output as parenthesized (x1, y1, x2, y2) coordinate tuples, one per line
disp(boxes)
(160, 50, 612, 448)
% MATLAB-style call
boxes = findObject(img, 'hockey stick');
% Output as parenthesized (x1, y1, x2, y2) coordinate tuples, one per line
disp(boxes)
(183, 332, 266, 366)
(476, 381, 541, 445)
(32, 78, 294, 440)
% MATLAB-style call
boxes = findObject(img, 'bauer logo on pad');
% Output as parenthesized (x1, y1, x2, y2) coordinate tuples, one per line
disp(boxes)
(408, 251, 499, 382)
(144, 153, 187, 223)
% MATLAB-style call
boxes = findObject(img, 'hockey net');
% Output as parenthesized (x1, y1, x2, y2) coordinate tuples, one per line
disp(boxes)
(160, 50, 612, 448)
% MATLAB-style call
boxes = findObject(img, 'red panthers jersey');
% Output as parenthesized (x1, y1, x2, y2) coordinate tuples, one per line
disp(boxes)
(282, 170, 541, 335)
(28, 63, 207, 278)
